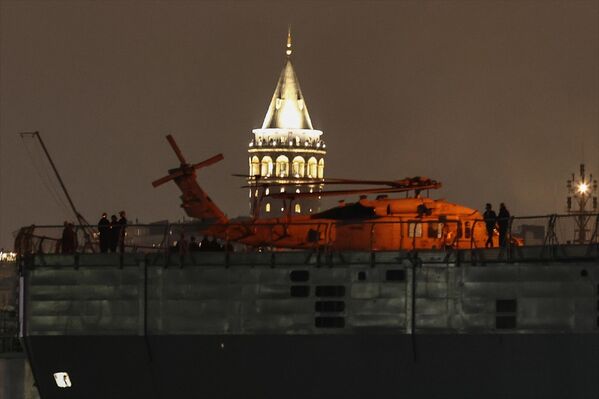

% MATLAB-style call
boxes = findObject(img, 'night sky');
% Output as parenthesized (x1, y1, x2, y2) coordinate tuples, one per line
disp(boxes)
(0, 1, 597, 249)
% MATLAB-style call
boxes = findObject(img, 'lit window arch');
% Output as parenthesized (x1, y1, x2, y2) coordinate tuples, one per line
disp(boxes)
(265, 203, 271, 213)
(292, 156, 305, 177)
(317, 158, 325, 179)
(250, 156, 260, 176)
(307, 157, 317, 178)
(275, 155, 289, 177)
(294, 203, 301, 213)
(261, 156, 273, 177)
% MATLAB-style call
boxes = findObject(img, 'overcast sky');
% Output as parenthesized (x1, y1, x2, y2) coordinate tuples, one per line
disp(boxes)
(1, 0, 597, 248)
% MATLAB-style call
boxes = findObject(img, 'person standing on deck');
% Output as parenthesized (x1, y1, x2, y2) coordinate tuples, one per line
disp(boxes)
(97, 213, 110, 253)
(109, 215, 119, 252)
(61, 221, 76, 254)
(497, 203, 511, 247)
(483, 203, 497, 248)
(117, 211, 128, 253)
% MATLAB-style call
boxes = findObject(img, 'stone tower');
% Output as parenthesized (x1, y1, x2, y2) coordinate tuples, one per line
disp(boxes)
(248, 31, 326, 217)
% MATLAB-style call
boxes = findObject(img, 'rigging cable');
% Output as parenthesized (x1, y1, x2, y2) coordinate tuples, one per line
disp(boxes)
(20, 135, 72, 220)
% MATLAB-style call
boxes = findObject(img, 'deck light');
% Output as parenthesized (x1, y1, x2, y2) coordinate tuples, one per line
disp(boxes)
(577, 182, 589, 195)
(53, 372, 72, 388)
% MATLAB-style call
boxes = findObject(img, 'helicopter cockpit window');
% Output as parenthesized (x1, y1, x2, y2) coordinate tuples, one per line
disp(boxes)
(408, 222, 422, 238)
(428, 222, 443, 238)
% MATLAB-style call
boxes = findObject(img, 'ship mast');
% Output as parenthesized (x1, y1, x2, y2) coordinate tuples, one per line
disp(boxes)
(566, 163, 598, 243)
(20, 132, 95, 249)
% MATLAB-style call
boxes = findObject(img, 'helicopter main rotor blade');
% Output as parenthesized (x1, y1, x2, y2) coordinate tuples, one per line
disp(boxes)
(166, 134, 187, 165)
(192, 153, 224, 170)
(152, 170, 186, 187)
(239, 177, 439, 189)
(269, 183, 441, 199)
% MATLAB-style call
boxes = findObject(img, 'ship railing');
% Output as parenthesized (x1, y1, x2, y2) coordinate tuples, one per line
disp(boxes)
(12, 213, 599, 262)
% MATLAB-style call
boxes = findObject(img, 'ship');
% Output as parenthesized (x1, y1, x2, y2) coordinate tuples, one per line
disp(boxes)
(15, 219, 599, 399)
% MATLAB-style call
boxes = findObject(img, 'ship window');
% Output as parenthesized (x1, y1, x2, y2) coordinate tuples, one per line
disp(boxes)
(315, 317, 345, 328)
(290, 270, 309, 282)
(496, 315, 516, 329)
(408, 223, 422, 238)
(496, 299, 517, 313)
(290, 286, 310, 297)
(53, 372, 72, 388)
(386, 269, 406, 281)
(496, 299, 517, 330)
(315, 285, 345, 297)
(315, 301, 345, 312)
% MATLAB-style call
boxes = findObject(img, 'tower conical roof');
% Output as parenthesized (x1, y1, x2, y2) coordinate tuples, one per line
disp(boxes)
(260, 34, 314, 130)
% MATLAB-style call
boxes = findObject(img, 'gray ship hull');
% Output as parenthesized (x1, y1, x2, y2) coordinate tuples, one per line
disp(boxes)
(19, 248, 599, 398)
(26, 334, 599, 399)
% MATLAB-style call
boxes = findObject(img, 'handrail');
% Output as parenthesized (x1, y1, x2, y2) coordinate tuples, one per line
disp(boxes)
(13, 213, 599, 256)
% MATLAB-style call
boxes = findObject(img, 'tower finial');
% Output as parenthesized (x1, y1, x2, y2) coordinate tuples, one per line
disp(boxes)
(286, 26, 292, 57)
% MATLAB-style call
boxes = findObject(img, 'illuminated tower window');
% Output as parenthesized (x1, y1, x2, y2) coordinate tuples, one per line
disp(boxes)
(275, 155, 289, 177)
(307, 157, 317, 178)
(318, 158, 325, 179)
(250, 156, 260, 176)
(261, 156, 273, 177)
(294, 203, 301, 213)
(292, 156, 305, 177)
(265, 203, 271, 213)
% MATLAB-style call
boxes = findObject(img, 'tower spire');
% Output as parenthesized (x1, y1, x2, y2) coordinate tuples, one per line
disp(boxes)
(286, 26, 292, 57)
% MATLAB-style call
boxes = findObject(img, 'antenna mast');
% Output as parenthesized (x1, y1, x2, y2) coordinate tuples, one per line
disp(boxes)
(566, 163, 598, 243)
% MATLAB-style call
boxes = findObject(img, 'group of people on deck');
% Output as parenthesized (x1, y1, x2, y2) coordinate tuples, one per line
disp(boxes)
(483, 203, 511, 248)
(97, 211, 128, 253)
(171, 233, 230, 254)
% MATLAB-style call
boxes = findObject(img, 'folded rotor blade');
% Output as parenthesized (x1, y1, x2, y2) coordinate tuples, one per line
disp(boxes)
(166, 134, 187, 165)
(152, 170, 185, 187)
(193, 153, 224, 170)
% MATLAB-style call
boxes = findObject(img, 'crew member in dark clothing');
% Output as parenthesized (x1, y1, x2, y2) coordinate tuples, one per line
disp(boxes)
(61, 221, 76, 254)
(189, 236, 200, 252)
(497, 203, 511, 247)
(109, 215, 119, 252)
(175, 233, 188, 255)
(117, 211, 128, 253)
(98, 213, 110, 253)
(200, 236, 210, 251)
(483, 203, 497, 248)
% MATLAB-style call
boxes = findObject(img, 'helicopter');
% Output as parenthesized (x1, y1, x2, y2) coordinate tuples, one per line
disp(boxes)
(153, 135, 509, 251)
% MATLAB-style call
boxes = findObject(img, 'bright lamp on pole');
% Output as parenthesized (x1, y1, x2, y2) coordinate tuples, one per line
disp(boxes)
(577, 182, 589, 195)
